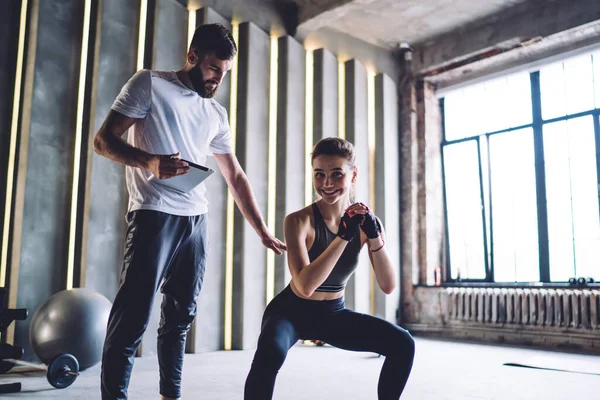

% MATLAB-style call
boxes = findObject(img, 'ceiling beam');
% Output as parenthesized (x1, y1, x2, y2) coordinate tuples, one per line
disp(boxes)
(296, 0, 354, 26)
(414, 0, 600, 73)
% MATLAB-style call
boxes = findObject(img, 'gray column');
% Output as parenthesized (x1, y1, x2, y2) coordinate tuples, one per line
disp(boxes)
(344, 59, 370, 314)
(140, 0, 187, 357)
(313, 48, 338, 142)
(373, 74, 400, 322)
(81, 0, 139, 302)
(0, 1, 21, 268)
(423, 81, 445, 286)
(399, 60, 418, 324)
(153, 0, 188, 71)
(10, 0, 85, 360)
(187, 7, 231, 353)
(232, 21, 270, 350)
(416, 82, 427, 287)
(274, 36, 306, 294)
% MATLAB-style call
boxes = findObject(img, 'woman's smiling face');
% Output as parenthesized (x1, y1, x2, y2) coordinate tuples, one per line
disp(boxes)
(312, 155, 356, 204)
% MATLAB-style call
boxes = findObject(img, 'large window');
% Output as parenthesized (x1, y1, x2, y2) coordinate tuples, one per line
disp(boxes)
(442, 50, 600, 283)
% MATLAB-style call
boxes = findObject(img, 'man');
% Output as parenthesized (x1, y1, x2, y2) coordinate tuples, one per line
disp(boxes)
(93, 23, 286, 400)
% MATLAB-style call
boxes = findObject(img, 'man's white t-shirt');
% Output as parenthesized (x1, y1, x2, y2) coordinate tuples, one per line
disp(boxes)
(111, 69, 233, 216)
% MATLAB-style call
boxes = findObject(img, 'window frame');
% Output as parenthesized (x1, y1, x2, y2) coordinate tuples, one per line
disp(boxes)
(441, 67, 600, 285)
(441, 132, 490, 283)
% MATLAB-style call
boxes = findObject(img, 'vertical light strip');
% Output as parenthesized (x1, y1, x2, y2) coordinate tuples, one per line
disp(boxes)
(367, 71, 376, 315)
(224, 21, 239, 351)
(66, 0, 92, 290)
(187, 9, 196, 48)
(136, 0, 148, 71)
(1, 0, 29, 288)
(367, 72, 376, 211)
(266, 36, 278, 304)
(338, 59, 346, 139)
(184, 8, 198, 351)
(304, 50, 314, 206)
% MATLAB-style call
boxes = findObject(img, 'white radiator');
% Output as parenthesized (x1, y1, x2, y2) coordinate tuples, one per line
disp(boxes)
(445, 287, 600, 330)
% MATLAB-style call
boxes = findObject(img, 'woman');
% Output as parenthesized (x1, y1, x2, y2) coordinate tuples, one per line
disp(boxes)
(244, 137, 415, 399)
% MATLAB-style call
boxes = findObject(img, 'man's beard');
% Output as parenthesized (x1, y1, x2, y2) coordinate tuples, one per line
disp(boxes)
(188, 66, 219, 98)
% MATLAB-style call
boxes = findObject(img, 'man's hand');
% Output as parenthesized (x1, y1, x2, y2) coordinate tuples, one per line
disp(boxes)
(148, 152, 190, 179)
(260, 231, 287, 255)
(214, 153, 287, 255)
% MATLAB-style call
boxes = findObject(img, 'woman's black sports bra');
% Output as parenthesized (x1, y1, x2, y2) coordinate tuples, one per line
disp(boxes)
(308, 203, 362, 293)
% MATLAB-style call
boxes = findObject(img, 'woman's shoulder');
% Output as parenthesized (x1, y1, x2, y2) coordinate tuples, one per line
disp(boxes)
(285, 204, 314, 228)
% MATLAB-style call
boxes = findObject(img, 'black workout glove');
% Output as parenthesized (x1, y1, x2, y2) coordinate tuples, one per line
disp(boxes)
(337, 212, 364, 241)
(360, 212, 382, 239)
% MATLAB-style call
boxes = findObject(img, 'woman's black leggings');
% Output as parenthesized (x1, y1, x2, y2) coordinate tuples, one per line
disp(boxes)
(244, 285, 415, 399)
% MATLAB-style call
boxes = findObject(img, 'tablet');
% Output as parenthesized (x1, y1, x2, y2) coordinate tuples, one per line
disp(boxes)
(148, 159, 215, 193)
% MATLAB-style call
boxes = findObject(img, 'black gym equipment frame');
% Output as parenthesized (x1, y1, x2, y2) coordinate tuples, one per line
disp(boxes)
(0, 286, 27, 394)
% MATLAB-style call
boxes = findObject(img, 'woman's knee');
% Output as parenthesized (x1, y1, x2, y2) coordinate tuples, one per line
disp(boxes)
(384, 328, 415, 361)
(253, 337, 291, 371)
(401, 330, 416, 358)
(398, 329, 415, 363)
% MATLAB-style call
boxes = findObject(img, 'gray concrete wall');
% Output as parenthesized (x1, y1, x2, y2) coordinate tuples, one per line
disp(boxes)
(343, 59, 370, 314)
(188, 0, 293, 37)
(187, 7, 232, 353)
(301, 27, 399, 85)
(153, 0, 189, 71)
(231, 21, 270, 350)
(140, 0, 188, 357)
(11, 0, 85, 360)
(312, 48, 338, 142)
(0, 1, 21, 263)
(373, 73, 400, 323)
(82, 0, 139, 303)
(274, 36, 306, 294)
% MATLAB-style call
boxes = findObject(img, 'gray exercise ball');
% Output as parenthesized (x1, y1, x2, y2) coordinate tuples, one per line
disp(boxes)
(29, 288, 112, 370)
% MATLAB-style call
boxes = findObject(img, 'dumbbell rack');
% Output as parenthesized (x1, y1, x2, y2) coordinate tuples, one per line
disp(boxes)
(0, 287, 28, 394)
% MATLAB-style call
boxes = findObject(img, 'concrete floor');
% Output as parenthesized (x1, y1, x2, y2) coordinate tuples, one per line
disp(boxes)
(1, 337, 598, 399)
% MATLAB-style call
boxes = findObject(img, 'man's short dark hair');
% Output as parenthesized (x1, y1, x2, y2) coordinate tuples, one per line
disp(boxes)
(190, 23, 237, 61)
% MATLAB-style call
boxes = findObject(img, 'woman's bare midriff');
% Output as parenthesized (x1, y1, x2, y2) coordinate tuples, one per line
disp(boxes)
(289, 280, 344, 301)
